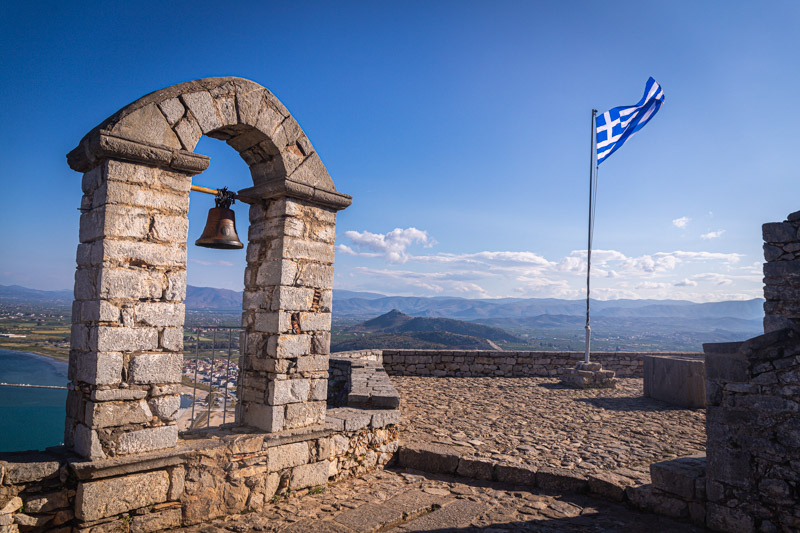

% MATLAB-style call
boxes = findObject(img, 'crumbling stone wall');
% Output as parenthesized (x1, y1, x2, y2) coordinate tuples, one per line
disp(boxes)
(65, 77, 350, 460)
(0, 414, 398, 532)
(704, 329, 800, 532)
(762, 209, 800, 333)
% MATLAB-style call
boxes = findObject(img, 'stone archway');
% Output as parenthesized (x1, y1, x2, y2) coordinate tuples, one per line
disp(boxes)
(66, 77, 350, 459)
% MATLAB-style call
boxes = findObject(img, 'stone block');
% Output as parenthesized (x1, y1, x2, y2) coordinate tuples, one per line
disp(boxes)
(536, 466, 588, 492)
(243, 403, 284, 432)
(76, 351, 123, 386)
(173, 117, 202, 151)
(134, 302, 184, 327)
(75, 470, 170, 521)
(254, 311, 291, 334)
(456, 457, 495, 480)
(266, 442, 309, 472)
(24, 492, 69, 514)
(587, 471, 634, 501)
(112, 103, 182, 149)
(643, 355, 706, 408)
(284, 401, 325, 428)
(168, 466, 185, 500)
(0, 453, 60, 484)
(650, 454, 706, 499)
(763, 222, 797, 243)
(0, 498, 21, 516)
(85, 399, 152, 428)
(397, 444, 460, 474)
(160, 327, 183, 351)
(100, 240, 185, 268)
(706, 502, 755, 533)
(91, 388, 147, 401)
(495, 464, 537, 486)
(98, 269, 165, 300)
(181, 91, 222, 133)
(625, 485, 688, 519)
(295, 263, 334, 288)
(116, 425, 178, 455)
(297, 356, 329, 373)
(268, 334, 311, 358)
(92, 326, 159, 352)
(165, 271, 186, 301)
(271, 286, 315, 311)
(130, 508, 182, 533)
(370, 409, 401, 428)
(703, 342, 749, 382)
(268, 378, 310, 405)
(289, 461, 329, 490)
(103, 180, 188, 213)
(149, 395, 180, 420)
(158, 97, 184, 125)
(129, 353, 182, 384)
(298, 312, 331, 332)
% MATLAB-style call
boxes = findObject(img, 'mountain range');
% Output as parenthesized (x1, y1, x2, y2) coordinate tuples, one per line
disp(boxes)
(0, 284, 765, 321)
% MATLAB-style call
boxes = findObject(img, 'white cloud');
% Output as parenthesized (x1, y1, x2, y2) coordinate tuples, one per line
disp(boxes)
(672, 216, 690, 229)
(342, 227, 432, 263)
(700, 230, 725, 240)
(692, 273, 734, 286)
(674, 279, 698, 287)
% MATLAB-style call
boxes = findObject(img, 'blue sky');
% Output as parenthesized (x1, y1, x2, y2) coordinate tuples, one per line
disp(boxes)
(1, 1, 798, 302)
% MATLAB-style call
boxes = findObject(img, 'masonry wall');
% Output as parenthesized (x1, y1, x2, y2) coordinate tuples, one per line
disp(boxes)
(333, 349, 703, 378)
(0, 413, 398, 532)
(704, 328, 800, 532)
(762, 209, 800, 333)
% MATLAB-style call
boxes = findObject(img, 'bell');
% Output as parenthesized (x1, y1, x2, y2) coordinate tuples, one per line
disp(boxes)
(195, 206, 244, 249)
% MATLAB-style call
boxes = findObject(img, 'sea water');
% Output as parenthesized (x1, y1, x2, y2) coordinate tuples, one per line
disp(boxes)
(0, 349, 68, 452)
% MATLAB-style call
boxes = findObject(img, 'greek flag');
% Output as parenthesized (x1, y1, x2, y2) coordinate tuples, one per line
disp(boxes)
(596, 77, 665, 164)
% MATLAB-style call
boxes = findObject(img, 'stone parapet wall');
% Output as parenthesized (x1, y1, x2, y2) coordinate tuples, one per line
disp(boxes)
(762, 209, 800, 332)
(703, 328, 800, 532)
(0, 412, 398, 532)
(363, 350, 703, 378)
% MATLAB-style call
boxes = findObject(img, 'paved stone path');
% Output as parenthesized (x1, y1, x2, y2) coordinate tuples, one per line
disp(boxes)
(393, 376, 705, 477)
(178, 468, 703, 532)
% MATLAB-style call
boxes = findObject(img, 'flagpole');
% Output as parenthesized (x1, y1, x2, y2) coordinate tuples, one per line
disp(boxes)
(585, 109, 597, 364)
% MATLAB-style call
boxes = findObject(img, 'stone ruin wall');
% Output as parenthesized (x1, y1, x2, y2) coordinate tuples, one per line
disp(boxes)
(762, 209, 800, 333)
(0, 413, 398, 532)
(702, 328, 800, 532)
(335, 348, 703, 378)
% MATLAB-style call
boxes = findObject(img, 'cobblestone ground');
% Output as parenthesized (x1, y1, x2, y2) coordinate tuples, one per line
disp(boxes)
(178, 468, 703, 532)
(393, 376, 706, 477)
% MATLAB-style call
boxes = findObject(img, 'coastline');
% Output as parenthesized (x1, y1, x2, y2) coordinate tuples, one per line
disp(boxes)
(0, 347, 69, 366)
(0, 343, 68, 362)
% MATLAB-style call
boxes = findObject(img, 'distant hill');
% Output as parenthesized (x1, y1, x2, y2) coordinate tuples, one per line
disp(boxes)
(185, 286, 242, 310)
(332, 309, 523, 351)
(0, 285, 73, 304)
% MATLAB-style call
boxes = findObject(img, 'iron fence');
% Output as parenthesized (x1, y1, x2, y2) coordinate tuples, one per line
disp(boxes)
(181, 326, 245, 431)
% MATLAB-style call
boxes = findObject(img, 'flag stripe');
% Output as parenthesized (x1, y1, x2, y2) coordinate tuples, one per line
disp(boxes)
(596, 77, 665, 164)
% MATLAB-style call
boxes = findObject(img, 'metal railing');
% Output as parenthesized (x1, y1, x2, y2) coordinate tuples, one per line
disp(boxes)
(182, 326, 245, 431)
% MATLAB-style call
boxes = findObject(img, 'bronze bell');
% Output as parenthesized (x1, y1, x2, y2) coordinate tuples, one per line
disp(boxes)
(195, 188, 244, 249)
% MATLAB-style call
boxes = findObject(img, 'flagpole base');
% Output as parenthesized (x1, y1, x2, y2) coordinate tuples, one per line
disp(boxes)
(563, 361, 618, 389)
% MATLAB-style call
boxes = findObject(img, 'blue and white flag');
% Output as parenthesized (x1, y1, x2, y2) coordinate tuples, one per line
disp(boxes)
(596, 77, 665, 165)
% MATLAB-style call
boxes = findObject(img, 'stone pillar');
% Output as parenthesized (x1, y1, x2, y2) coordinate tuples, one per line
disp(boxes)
(66, 159, 195, 459)
(239, 195, 339, 432)
(762, 209, 800, 333)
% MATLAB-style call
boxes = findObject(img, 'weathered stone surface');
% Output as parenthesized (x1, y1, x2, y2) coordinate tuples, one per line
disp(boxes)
(650, 454, 705, 500)
(763, 222, 796, 243)
(75, 470, 169, 521)
(643, 355, 705, 408)
(242, 403, 284, 432)
(76, 351, 123, 386)
(266, 442, 309, 472)
(129, 353, 182, 384)
(93, 326, 158, 352)
(23, 492, 69, 514)
(0, 498, 21, 516)
(85, 400, 152, 428)
(73, 424, 106, 459)
(289, 461, 329, 490)
(149, 395, 180, 420)
(1, 454, 60, 484)
(268, 379, 310, 405)
(706, 502, 755, 533)
(456, 457, 494, 480)
(284, 401, 325, 429)
(587, 471, 634, 501)
(181, 91, 222, 133)
(130, 508, 182, 533)
(117, 425, 178, 455)
(112, 103, 181, 149)
(134, 303, 184, 327)
(495, 463, 537, 486)
(91, 388, 147, 401)
(398, 444, 460, 474)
